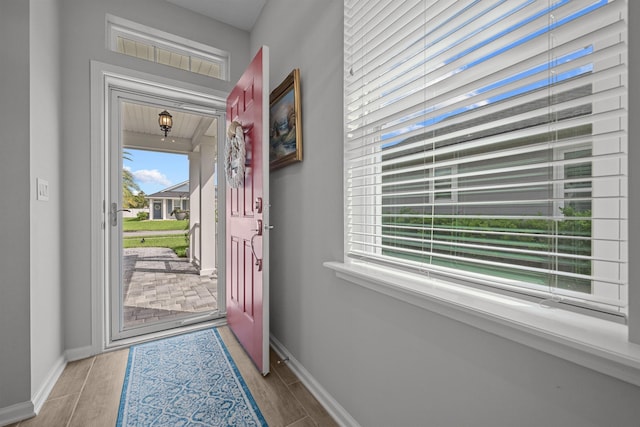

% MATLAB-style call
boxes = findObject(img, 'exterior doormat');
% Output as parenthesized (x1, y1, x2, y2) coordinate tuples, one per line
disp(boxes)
(116, 328, 267, 426)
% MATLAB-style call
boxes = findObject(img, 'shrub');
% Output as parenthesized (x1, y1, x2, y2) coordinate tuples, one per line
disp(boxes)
(381, 206, 592, 292)
(136, 211, 149, 221)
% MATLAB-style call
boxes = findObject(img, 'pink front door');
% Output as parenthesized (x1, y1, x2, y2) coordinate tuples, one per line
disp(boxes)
(226, 47, 270, 375)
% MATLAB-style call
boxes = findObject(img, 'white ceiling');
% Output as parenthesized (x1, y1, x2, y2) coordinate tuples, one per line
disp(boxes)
(165, 0, 267, 31)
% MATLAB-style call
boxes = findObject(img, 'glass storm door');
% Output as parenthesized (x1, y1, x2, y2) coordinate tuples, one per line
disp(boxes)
(107, 91, 220, 342)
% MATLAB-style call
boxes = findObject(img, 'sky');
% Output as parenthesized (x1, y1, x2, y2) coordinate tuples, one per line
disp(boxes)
(124, 149, 189, 195)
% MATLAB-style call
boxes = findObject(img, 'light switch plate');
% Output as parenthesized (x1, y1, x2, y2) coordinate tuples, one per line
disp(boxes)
(37, 178, 49, 201)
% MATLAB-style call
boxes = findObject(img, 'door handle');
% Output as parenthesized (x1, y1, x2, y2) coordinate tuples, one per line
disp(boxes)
(250, 233, 263, 271)
(110, 203, 131, 227)
(250, 220, 263, 271)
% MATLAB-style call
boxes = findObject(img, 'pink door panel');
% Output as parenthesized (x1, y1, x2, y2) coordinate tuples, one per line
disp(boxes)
(226, 47, 269, 374)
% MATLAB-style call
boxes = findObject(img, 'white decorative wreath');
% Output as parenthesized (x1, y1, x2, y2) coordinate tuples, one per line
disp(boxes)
(224, 121, 246, 188)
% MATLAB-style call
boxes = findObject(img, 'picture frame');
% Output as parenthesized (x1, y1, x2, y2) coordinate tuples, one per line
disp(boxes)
(269, 69, 302, 170)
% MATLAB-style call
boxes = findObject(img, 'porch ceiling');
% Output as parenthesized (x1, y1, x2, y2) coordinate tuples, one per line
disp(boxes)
(122, 102, 217, 154)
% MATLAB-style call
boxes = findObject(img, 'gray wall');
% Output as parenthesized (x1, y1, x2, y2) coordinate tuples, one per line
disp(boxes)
(58, 0, 250, 350)
(252, 1, 640, 426)
(30, 0, 64, 396)
(0, 0, 33, 409)
(0, 0, 64, 410)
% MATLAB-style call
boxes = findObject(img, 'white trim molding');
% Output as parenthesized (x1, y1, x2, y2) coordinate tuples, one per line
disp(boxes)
(90, 60, 229, 352)
(270, 335, 361, 427)
(106, 14, 230, 81)
(0, 401, 35, 427)
(31, 356, 66, 415)
(0, 356, 67, 426)
(65, 345, 96, 363)
(325, 261, 640, 388)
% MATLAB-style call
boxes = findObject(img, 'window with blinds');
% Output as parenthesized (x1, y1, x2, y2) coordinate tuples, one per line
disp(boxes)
(344, 0, 628, 317)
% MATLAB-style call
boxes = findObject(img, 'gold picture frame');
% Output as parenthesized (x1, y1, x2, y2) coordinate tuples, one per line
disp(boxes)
(269, 69, 302, 170)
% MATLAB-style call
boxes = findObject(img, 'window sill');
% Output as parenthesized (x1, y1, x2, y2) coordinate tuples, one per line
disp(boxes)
(324, 260, 640, 387)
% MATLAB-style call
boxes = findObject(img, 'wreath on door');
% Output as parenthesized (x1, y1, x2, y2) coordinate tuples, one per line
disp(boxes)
(225, 121, 246, 188)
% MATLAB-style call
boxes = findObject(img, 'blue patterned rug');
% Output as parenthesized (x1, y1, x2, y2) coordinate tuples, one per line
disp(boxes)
(116, 328, 267, 427)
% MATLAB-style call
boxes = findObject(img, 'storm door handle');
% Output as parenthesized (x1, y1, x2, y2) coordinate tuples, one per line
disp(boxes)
(110, 202, 131, 227)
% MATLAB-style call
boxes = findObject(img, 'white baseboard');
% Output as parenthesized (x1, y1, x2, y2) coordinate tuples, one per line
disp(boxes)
(269, 335, 361, 427)
(65, 345, 95, 362)
(0, 401, 35, 427)
(0, 354, 67, 426)
(32, 355, 66, 414)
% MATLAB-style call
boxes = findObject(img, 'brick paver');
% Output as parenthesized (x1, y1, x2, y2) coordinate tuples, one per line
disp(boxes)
(122, 247, 218, 328)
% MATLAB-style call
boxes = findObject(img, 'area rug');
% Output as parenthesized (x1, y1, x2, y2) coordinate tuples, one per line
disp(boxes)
(116, 328, 267, 427)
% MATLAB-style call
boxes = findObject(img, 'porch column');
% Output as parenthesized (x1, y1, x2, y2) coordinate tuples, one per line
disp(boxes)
(188, 152, 201, 266)
(199, 139, 217, 276)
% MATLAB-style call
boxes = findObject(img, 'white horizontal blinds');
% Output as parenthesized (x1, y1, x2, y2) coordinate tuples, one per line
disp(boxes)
(344, 0, 628, 314)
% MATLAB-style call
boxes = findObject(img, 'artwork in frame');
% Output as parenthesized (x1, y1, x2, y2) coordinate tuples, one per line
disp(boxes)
(269, 68, 302, 170)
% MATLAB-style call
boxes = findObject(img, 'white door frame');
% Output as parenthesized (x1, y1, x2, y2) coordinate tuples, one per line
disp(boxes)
(90, 61, 229, 351)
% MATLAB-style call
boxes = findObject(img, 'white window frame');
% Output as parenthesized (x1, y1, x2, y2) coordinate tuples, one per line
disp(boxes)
(553, 144, 593, 215)
(106, 15, 230, 81)
(166, 199, 173, 217)
(433, 165, 458, 203)
(327, 0, 640, 387)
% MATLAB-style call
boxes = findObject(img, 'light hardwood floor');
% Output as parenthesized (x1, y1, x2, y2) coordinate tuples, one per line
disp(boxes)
(9, 327, 338, 427)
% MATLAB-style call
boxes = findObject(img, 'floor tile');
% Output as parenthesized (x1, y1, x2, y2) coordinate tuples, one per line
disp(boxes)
(67, 349, 128, 427)
(289, 381, 339, 427)
(287, 416, 319, 427)
(219, 327, 308, 426)
(18, 394, 78, 427)
(48, 357, 94, 400)
(270, 348, 299, 386)
(12, 326, 337, 427)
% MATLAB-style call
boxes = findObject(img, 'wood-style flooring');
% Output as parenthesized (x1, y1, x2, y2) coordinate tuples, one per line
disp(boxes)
(9, 327, 338, 427)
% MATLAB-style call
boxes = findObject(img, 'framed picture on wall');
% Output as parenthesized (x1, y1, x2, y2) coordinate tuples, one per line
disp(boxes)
(269, 69, 302, 170)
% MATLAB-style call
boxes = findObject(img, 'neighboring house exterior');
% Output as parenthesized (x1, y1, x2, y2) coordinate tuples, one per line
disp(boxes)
(145, 180, 190, 220)
(380, 86, 594, 294)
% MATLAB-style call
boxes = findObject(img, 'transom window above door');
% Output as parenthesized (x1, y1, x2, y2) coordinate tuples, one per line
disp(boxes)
(107, 15, 230, 80)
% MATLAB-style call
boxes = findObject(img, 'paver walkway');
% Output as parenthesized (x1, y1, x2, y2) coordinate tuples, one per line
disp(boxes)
(122, 247, 218, 328)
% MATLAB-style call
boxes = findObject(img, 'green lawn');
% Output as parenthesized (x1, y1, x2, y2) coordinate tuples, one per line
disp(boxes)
(123, 235, 188, 257)
(123, 218, 188, 232)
